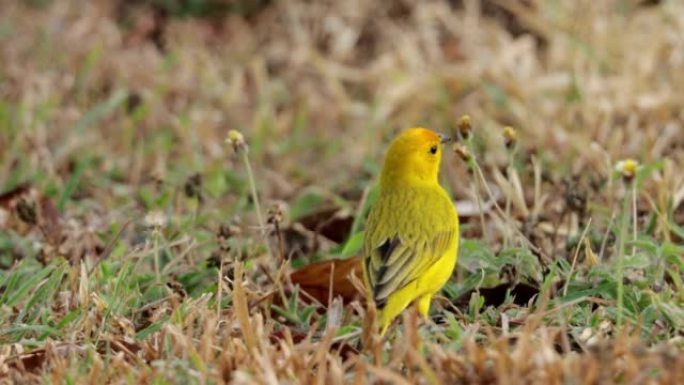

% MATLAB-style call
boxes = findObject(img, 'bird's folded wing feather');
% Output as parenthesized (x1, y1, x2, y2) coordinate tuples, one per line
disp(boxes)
(363, 191, 457, 307)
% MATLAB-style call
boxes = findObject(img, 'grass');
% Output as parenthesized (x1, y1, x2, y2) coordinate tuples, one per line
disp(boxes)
(1, 0, 684, 383)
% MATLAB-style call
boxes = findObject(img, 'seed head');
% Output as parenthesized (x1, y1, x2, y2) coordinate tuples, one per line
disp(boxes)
(184, 173, 203, 202)
(144, 210, 167, 231)
(457, 115, 472, 140)
(267, 203, 284, 226)
(503, 126, 517, 149)
(217, 222, 241, 252)
(615, 159, 639, 182)
(226, 129, 247, 153)
(16, 198, 37, 225)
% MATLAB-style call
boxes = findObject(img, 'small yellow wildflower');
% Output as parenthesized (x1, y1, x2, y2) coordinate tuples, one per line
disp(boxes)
(616, 159, 639, 181)
(226, 129, 247, 153)
(503, 126, 518, 149)
(457, 115, 472, 140)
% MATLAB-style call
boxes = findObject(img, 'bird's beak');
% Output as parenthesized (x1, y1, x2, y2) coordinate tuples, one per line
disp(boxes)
(439, 133, 452, 144)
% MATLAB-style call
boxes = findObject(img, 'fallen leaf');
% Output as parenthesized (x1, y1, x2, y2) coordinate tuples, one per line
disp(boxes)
(6, 343, 86, 373)
(290, 256, 364, 305)
(0, 183, 33, 208)
(0, 183, 37, 230)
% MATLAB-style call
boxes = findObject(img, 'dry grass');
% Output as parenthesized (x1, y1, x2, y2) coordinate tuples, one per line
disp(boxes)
(1, 0, 684, 383)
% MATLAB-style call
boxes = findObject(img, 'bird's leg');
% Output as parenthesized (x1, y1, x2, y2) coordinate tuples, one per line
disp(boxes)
(416, 294, 432, 319)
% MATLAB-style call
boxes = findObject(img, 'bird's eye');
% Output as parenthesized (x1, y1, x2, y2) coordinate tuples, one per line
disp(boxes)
(429, 145, 438, 155)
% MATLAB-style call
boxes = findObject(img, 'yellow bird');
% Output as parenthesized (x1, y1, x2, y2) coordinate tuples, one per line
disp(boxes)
(363, 127, 460, 335)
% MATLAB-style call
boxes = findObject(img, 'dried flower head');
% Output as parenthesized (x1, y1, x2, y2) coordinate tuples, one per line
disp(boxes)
(218, 223, 241, 239)
(217, 223, 241, 251)
(615, 159, 639, 182)
(144, 210, 167, 230)
(457, 115, 472, 140)
(599, 319, 613, 335)
(452, 142, 472, 162)
(184, 173, 203, 202)
(16, 198, 37, 225)
(503, 126, 518, 149)
(267, 203, 284, 226)
(226, 129, 247, 153)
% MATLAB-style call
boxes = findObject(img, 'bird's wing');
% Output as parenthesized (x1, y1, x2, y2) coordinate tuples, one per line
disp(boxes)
(363, 191, 457, 308)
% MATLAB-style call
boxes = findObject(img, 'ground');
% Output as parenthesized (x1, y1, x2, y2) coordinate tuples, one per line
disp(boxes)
(1, 0, 684, 384)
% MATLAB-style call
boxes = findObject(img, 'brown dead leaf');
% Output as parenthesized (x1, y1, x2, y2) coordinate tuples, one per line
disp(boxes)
(290, 256, 364, 305)
(0, 183, 37, 230)
(0, 183, 33, 208)
(6, 343, 86, 373)
(0, 183, 63, 242)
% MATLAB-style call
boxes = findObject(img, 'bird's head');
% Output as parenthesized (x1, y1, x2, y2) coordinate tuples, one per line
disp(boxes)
(380, 127, 450, 188)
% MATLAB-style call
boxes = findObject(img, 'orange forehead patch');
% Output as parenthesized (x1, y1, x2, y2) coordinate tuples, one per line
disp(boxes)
(398, 127, 441, 144)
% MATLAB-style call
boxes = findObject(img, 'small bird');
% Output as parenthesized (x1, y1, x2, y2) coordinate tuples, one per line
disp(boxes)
(363, 127, 459, 335)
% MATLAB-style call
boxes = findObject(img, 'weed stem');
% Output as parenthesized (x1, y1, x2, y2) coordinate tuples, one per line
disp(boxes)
(616, 189, 630, 327)
(632, 181, 637, 256)
(242, 150, 266, 238)
(153, 230, 161, 283)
